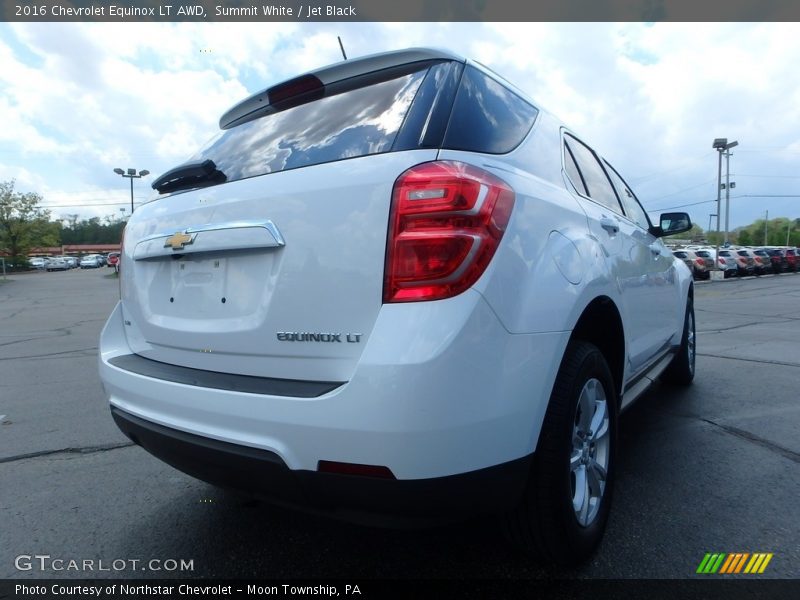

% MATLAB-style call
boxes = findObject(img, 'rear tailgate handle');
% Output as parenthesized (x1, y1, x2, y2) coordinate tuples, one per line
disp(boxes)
(133, 220, 285, 261)
(600, 217, 619, 235)
(649, 243, 662, 257)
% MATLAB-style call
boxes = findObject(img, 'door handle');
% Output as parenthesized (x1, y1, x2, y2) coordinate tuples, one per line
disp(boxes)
(600, 217, 619, 235)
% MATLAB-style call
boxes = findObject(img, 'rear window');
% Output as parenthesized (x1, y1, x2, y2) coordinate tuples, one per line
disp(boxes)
(674, 252, 688, 258)
(443, 66, 538, 154)
(189, 67, 429, 183)
(737, 250, 749, 256)
(696, 251, 711, 257)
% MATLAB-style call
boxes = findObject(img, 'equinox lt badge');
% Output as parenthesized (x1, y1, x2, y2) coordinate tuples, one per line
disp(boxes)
(277, 332, 362, 343)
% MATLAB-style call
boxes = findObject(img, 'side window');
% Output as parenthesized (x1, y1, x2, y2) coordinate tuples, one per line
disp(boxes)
(565, 136, 624, 214)
(604, 161, 651, 230)
(563, 143, 588, 196)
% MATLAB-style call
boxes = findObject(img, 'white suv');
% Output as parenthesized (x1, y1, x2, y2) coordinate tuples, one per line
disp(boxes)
(99, 48, 695, 564)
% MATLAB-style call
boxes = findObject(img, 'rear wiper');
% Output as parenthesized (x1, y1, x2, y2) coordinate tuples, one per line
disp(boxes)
(151, 159, 227, 194)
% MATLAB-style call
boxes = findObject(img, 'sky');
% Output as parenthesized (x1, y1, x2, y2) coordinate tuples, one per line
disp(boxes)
(1, 21, 799, 232)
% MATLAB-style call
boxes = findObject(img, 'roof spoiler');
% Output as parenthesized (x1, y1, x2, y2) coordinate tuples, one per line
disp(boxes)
(219, 47, 464, 130)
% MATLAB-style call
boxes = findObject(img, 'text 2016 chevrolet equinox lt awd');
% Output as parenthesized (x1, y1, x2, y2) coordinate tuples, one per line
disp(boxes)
(99, 48, 695, 564)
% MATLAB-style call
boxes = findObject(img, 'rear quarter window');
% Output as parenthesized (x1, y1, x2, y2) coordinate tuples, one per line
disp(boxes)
(443, 66, 538, 154)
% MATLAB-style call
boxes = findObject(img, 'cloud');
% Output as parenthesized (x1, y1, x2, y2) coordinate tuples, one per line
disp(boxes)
(0, 21, 799, 230)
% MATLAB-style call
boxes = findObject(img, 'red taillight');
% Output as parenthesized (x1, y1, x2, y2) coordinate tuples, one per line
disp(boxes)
(695, 258, 704, 266)
(268, 74, 324, 106)
(383, 161, 515, 303)
(719, 258, 727, 264)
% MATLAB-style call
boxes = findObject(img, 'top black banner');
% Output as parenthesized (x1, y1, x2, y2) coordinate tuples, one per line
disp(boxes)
(2, 0, 798, 22)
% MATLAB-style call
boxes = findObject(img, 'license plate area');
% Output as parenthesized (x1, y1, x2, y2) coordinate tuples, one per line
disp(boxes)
(167, 255, 229, 317)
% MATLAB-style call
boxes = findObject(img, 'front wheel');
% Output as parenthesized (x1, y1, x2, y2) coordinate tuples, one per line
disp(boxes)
(503, 341, 617, 565)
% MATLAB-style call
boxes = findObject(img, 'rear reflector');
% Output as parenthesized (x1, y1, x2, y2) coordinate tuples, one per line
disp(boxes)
(317, 460, 396, 479)
(384, 161, 515, 303)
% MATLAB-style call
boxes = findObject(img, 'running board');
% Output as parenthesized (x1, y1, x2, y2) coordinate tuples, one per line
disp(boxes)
(620, 351, 676, 411)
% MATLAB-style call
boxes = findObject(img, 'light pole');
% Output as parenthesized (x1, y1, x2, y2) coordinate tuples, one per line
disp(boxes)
(712, 138, 738, 262)
(764, 210, 769, 246)
(723, 141, 737, 245)
(113, 168, 150, 214)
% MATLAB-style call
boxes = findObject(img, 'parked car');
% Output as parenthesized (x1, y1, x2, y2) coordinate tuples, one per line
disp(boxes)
(693, 249, 715, 273)
(80, 255, 102, 269)
(673, 250, 709, 280)
(99, 47, 696, 565)
(764, 248, 789, 274)
(46, 258, 70, 271)
(718, 249, 752, 277)
(694, 247, 736, 278)
(785, 248, 798, 272)
(734, 249, 760, 276)
(28, 257, 47, 270)
(107, 252, 120, 269)
(751, 249, 772, 275)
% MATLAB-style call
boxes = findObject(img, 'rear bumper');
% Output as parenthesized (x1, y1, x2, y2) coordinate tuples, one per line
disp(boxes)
(111, 405, 531, 525)
(100, 295, 568, 482)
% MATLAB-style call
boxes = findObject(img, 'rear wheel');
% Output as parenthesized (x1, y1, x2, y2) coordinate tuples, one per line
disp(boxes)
(504, 341, 617, 565)
(662, 297, 695, 385)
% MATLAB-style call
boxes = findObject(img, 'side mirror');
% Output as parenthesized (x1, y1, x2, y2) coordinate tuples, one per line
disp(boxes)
(652, 212, 692, 238)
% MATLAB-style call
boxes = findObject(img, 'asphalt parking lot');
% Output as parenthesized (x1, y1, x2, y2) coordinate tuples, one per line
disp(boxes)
(1, 268, 799, 580)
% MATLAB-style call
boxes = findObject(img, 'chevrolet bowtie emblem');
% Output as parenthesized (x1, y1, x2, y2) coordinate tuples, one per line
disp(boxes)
(164, 231, 195, 250)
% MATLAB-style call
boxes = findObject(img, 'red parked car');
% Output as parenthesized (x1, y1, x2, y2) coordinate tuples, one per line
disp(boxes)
(107, 252, 120, 272)
(765, 248, 796, 273)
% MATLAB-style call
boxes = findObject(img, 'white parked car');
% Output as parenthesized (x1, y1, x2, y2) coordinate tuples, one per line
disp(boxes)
(80, 255, 102, 269)
(28, 257, 47, 270)
(46, 258, 69, 271)
(99, 48, 695, 564)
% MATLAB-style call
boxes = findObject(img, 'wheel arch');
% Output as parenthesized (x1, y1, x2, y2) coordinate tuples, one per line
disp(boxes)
(568, 296, 625, 402)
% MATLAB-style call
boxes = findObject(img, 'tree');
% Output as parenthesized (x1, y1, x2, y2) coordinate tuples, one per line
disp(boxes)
(60, 215, 125, 245)
(0, 180, 60, 268)
(737, 229, 752, 246)
(666, 223, 704, 241)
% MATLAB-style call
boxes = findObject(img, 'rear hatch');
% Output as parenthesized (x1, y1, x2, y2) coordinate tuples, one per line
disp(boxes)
(695, 250, 715, 269)
(121, 49, 542, 386)
(120, 49, 538, 384)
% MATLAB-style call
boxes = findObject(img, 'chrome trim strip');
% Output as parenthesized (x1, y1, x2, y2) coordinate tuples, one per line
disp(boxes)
(138, 220, 285, 247)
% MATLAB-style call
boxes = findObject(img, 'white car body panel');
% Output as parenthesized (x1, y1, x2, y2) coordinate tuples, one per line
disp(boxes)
(122, 150, 438, 382)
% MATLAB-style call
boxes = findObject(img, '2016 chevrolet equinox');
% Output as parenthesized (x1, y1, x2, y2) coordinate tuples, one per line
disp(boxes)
(99, 48, 695, 564)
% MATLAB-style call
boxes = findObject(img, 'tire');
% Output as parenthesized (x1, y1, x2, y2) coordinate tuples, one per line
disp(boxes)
(662, 297, 695, 386)
(504, 341, 617, 565)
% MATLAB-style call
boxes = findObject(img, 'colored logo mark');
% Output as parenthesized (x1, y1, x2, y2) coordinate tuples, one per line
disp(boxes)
(696, 552, 773, 574)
